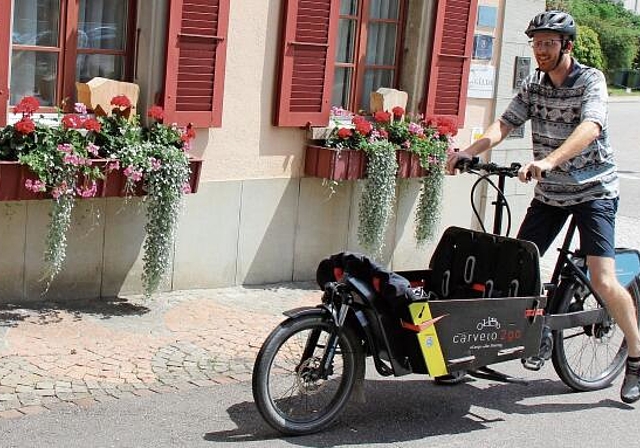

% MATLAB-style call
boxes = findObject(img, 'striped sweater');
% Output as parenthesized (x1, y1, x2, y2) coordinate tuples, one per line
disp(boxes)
(500, 58, 619, 206)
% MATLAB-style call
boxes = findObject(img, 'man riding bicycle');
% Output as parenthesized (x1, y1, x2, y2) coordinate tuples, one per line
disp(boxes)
(446, 10, 640, 404)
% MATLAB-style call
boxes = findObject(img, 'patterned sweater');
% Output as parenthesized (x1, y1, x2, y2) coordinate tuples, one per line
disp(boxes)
(500, 58, 619, 206)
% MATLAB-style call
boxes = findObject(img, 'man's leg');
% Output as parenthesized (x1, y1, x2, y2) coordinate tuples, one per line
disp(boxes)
(588, 256, 640, 403)
(517, 199, 569, 256)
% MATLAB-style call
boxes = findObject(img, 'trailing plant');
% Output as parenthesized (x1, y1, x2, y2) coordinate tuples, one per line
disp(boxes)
(358, 140, 398, 257)
(0, 95, 196, 296)
(324, 106, 456, 251)
(409, 115, 456, 245)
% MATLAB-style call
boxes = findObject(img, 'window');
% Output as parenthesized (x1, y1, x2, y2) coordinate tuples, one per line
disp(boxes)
(333, 0, 405, 112)
(275, 0, 477, 128)
(9, 0, 136, 109)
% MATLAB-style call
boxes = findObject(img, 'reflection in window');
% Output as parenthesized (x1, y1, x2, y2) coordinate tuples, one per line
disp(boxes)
(9, 0, 133, 109)
(76, 0, 128, 83)
(10, 50, 58, 106)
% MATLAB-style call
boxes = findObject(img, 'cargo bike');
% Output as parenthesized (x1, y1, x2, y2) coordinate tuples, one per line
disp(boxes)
(251, 159, 640, 435)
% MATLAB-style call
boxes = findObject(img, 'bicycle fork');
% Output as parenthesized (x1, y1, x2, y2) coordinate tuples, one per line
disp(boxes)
(298, 301, 351, 381)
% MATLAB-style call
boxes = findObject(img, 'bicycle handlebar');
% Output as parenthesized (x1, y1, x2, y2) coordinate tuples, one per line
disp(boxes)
(455, 157, 522, 177)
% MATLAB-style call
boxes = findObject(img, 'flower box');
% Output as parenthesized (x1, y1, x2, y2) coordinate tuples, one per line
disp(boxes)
(304, 145, 367, 181)
(304, 145, 429, 181)
(396, 149, 427, 178)
(0, 158, 203, 201)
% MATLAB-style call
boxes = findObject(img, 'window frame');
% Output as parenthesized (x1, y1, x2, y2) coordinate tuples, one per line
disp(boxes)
(9, 0, 138, 112)
(335, 0, 407, 112)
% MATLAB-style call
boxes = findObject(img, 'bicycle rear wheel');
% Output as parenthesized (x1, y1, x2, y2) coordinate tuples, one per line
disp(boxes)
(551, 280, 635, 391)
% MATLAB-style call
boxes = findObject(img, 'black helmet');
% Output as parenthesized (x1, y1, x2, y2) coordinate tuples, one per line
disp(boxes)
(525, 10, 576, 40)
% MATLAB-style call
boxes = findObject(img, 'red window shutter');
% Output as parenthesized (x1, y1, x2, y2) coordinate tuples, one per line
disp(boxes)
(163, 0, 230, 128)
(274, 0, 340, 127)
(0, 0, 11, 126)
(424, 0, 478, 127)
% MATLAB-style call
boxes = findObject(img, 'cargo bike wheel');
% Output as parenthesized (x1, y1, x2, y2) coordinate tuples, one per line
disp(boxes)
(252, 314, 364, 436)
(551, 280, 638, 391)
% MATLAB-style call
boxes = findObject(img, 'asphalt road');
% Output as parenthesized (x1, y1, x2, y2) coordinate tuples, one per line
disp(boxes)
(0, 359, 638, 448)
(609, 98, 640, 222)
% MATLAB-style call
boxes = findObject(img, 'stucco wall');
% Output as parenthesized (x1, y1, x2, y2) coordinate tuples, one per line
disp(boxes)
(0, 0, 547, 301)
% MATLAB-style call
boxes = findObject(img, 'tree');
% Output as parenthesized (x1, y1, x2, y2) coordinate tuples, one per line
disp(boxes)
(546, 0, 640, 71)
(574, 24, 605, 70)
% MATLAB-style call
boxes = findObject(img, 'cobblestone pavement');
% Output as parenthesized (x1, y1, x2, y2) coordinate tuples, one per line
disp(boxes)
(0, 283, 320, 419)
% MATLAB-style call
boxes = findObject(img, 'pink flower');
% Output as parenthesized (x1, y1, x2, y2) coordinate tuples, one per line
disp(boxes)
(74, 102, 87, 115)
(124, 165, 142, 182)
(408, 122, 424, 136)
(76, 181, 98, 198)
(24, 179, 45, 193)
(182, 183, 192, 194)
(63, 154, 82, 165)
(149, 157, 162, 171)
(57, 143, 73, 153)
(86, 143, 100, 155)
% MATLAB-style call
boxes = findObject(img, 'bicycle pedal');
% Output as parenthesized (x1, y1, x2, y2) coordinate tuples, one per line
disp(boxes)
(521, 356, 545, 371)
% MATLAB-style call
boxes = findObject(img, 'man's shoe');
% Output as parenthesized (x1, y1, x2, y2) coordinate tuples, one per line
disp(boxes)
(620, 359, 640, 404)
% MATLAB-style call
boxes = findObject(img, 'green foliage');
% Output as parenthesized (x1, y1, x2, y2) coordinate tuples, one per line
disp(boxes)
(598, 25, 638, 70)
(415, 171, 443, 245)
(574, 24, 605, 70)
(549, 0, 640, 70)
(140, 142, 190, 295)
(358, 140, 397, 258)
(409, 132, 449, 245)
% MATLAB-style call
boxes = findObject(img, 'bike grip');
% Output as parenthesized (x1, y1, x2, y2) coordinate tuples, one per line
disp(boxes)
(525, 170, 547, 180)
(454, 156, 479, 172)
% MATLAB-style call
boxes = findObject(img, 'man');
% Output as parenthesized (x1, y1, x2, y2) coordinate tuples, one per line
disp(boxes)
(446, 11, 640, 403)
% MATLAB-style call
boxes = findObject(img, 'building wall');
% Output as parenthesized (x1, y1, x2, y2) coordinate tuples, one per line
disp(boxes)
(0, 0, 546, 302)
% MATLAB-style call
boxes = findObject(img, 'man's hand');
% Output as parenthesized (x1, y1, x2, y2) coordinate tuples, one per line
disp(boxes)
(518, 159, 554, 182)
(446, 150, 472, 175)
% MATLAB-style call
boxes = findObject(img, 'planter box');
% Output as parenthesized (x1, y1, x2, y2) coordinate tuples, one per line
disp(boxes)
(304, 145, 428, 181)
(0, 158, 203, 201)
(396, 150, 427, 178)
(304, 145, 367, 181)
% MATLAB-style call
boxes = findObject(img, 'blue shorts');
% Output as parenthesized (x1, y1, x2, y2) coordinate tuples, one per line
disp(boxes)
(517, 198, 618, 258)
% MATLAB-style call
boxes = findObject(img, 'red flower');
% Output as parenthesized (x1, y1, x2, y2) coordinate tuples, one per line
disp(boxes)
(374, 111, 391, 123)
(83, 118, 101, 132)
(354, 119, 372, 136)
(15, 117, 36, 134)
(13, 96, 40, 115)
(147, 105, 164, 121)
(392, 106, 405, 119)
(110, 95, 132, 109)
(426, 116, 458, 137)
(180, 125, 197, 142)
(61, 114, 83, 129)
(337, 128, 353, 139)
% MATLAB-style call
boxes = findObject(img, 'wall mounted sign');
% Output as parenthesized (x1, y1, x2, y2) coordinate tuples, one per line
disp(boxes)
(468, 64, 495, 99)
(477, 5, 498, 29)
(473, 34, 494, 61)
(513, 56, 531, 89)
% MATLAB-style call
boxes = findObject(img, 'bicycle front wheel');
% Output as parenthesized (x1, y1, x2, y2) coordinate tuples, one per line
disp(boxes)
(551, 280, 634, 391)
(252, 314, 364, 435)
